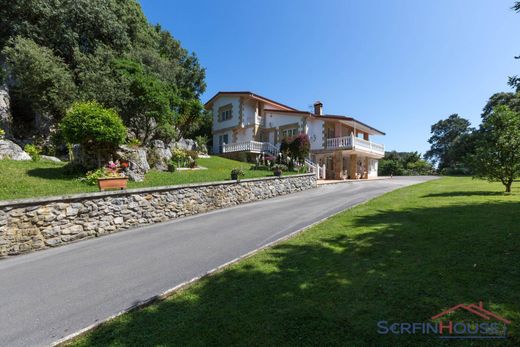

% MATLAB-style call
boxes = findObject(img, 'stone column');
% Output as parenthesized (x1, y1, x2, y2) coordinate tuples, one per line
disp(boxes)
(364, 157, 369, 179)
(349, 154, 357, 179)
(334, 150, 343, 179)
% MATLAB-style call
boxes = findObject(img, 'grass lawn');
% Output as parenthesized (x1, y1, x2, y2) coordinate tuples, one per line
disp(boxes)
(67, 177, 520, 346)
(0, 156, 293, 201)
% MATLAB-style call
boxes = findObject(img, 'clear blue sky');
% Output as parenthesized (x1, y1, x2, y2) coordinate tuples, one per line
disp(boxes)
(139, 0, 519, 153)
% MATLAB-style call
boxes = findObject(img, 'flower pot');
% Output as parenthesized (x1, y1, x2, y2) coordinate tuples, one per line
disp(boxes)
(97, 177, 128, 191)
(231, 173, 238, 180)
(274, 170, 282, 177)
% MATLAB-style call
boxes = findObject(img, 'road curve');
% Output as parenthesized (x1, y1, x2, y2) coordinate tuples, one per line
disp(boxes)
(0, 176, 436, 347)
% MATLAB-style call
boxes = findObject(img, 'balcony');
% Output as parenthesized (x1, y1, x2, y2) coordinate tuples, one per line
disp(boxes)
(222, 141, 279, 156)
(325, 135, 385, 157)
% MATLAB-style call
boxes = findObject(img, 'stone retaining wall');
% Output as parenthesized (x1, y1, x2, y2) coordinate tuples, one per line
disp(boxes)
(0, 174, 316, 257)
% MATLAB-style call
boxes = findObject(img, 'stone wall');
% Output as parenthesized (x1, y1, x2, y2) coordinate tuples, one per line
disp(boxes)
(0, 174, 316, 257)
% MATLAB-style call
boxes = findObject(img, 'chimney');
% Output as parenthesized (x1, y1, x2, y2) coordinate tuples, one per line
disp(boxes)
(313, 101, 323, 115)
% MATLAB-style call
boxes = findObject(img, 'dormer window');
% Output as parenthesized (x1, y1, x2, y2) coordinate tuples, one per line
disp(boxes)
(218, 104, 233, 122)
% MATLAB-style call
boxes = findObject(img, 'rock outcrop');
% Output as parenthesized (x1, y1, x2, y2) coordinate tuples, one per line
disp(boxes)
(115, 145, 150, 182)
(0, 84, 13, 137)
(0, 139, 31, 160)
(147, 140, 172, 171)
(170, 138, 197, 152)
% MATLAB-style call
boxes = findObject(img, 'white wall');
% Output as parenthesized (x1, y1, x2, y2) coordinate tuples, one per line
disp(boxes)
(264, 111, 304, 129)
(212, 96, 240, 131)
(368, 159, 379, 177)
(307, 118, 324, 150)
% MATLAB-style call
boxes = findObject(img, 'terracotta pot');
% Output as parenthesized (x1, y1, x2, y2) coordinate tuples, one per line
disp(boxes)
(97, 177, 128, 191)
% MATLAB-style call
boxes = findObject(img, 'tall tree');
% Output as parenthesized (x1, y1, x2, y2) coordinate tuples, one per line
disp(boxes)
(425, 114, 474, 171)
(508, 2, 520, 91)
(0, 0, 207, 144)
(2, 36, 75, 120)
(470, 105, 520, 192)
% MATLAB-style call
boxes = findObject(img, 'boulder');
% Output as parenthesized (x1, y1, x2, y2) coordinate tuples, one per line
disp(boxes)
(170, 138, 197, 152)
(0, 139, 31, 160)
(147, 140, 172, 171)
(116, 145, 150, 182)
(0, 84, 13, 137)
(41, 155, 62, 163)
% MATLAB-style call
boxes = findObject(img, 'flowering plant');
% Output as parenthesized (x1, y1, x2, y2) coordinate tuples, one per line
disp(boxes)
(83, 160, 127, 185)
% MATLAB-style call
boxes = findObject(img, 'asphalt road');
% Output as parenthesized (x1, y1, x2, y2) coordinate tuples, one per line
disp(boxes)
(0, 176, 436, 347)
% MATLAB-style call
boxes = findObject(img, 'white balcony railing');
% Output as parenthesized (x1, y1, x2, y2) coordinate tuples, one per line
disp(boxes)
(222, 141, 279, 156)
(326, 135, 384, 156)
(326, 136, 352, 149)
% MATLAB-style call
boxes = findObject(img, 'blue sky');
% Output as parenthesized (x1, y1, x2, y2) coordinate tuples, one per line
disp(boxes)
(139, 0, 519, 153)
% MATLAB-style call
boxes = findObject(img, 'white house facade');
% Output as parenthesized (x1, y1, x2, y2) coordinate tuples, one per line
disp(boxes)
(205, 91, 385, 180)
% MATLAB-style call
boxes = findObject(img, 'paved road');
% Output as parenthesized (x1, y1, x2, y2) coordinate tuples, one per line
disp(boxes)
(0, 176, 436, 347)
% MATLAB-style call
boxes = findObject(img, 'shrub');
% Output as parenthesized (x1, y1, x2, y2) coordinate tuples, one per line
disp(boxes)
(171, 148, 190, 168)
(289, 134, 310, 164)
(60, 101, 126, 165)
(231, 168, 245, 177)
(127, 138, 141, 148)
(0, 128, 5, 139)
(195, 135, 208, 153)
(272, 164, 288, 172)
(24, 144, 41, 161)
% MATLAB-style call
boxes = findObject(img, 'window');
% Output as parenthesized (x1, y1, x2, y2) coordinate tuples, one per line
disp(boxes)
(220, 109, 232, 121)
(218, 104, 233, 122)
(281, 128, 298, 138)
(218, 134, 229, 153)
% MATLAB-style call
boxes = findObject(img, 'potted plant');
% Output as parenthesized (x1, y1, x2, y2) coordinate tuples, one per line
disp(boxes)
(272, 164, 288, 177)
(230, 168, 245, 181)
(96, 160, 129, 191)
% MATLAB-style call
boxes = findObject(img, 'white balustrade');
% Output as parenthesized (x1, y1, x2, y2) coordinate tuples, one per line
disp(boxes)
(325, 135, 384, 156)
(222, 141, 279, 156)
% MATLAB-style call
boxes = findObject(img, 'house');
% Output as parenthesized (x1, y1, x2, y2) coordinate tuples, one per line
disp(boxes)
(204, 91, 385, 179)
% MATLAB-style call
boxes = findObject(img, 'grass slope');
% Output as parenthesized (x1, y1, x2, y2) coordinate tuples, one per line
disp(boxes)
(0, 157, 288, 201)
(68, 177, 520, 346)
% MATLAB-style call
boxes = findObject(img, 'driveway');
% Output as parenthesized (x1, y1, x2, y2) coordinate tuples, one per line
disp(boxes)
(0, 176, 436, 347)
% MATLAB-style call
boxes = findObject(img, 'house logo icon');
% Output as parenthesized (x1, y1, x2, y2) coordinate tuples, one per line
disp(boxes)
(377, 301, 511, 339)
(431, 301, 511, 339)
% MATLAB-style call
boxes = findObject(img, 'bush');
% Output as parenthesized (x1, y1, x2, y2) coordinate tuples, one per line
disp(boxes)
(231, 168, 245, 177)
(272, 164, 288, 172)
(0, 129, 5, 139)
(24, 144, 41, 161)
(171, 148, 189, 167)
(127, 138, 141, 148)
(195, 135, 208, 154)
(60, 101, 126, 159)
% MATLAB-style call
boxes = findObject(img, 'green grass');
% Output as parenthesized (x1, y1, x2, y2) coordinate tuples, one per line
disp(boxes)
(67, 177, 520, 346)
(0, 157, 293, 201)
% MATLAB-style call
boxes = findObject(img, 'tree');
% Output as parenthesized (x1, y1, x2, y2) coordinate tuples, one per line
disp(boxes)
(378, 151, 432, 176)
(509, 2, 520, 91)
(289, 134, 310, 165)
(470, 105, 520, 193)
(2, 36, 75, 120)
(0, 0, 208, 143)
(60, 101, 126, 166)
(425, 114, 474, 171)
